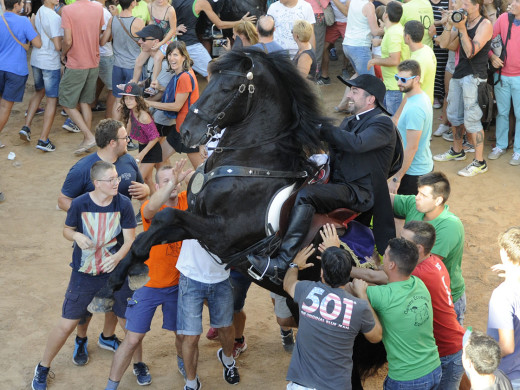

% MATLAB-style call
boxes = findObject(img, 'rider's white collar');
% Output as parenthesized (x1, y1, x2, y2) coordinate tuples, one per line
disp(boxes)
(355, 107, 375, 120)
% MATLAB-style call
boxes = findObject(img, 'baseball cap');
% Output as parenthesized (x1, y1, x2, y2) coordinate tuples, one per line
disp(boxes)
(119, 82, 143, 97)
(337, 74, 391, 116)
(135, 25, 164, 41)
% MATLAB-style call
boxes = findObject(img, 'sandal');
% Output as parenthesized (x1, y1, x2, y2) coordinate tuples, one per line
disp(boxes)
(144, 87, 158, 96)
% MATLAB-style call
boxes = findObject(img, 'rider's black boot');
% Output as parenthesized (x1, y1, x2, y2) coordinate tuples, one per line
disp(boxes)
(247, 204, 315, 281)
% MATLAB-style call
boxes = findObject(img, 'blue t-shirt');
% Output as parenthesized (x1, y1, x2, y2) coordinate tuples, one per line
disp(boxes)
(61, 152, 143, 200)
(0, 12, 38, 76)
(65, 193, 136, 275)
(397, 92, 433, 176)
(250, 40, 286, 54)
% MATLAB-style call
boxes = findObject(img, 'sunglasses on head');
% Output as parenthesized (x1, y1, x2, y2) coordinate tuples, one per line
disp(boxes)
(394, 74, 417, 83)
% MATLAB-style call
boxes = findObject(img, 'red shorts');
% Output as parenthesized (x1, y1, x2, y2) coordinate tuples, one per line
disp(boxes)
(325, 21, 347, 44)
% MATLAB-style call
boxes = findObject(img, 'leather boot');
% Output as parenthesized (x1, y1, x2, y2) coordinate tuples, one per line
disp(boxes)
(248, 204, 315, 280)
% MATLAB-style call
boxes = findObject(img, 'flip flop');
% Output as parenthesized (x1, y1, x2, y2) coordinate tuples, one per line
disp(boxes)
(116, 83, 126, 91)
(144, 87, 158, 96)
(0, 142, 5, 149)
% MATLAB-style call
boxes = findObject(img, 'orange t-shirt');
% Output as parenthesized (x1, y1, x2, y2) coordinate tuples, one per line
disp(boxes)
(141, 191, 188, 288)
(61, 0, 104, 69)
(175, 69, 199, 132)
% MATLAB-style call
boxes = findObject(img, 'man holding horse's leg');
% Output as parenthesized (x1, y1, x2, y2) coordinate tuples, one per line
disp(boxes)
(248, 74, 399, 281)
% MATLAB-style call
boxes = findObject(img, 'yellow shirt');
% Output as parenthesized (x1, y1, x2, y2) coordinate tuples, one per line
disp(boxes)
(381, 23, 410, 91)
(117, 0, 150, 24)
(400, 0, 434, 48)
(411, 45, 437, 103)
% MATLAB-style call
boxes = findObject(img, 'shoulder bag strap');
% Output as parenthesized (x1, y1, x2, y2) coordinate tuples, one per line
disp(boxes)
(38, 10, 52, 41)
(1, 14, 30, 51)
(116, 16, 140, 47)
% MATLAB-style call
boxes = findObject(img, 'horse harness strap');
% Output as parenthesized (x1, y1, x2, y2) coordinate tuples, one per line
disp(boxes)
(207, 131, 291, 153)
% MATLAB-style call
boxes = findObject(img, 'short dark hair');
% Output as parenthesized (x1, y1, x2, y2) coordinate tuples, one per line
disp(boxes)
(387, 238, 419, 276)
(90, 161, 116, 183)
(386, 1, 403, 23)
(417, 171, 451, 204)
(465, 330, 502, 375)
(321, 247, 353, 288)
(404, 20, 425, 43)
(95, 119, 125, 149)
(499, 227, 520, 265)
(119, 0, 134, 10)
(155, 165, 173, 183)
(403, 221, 436, 255)
(257, 15, 275, 37)
(4, 0, 22, 10)
(398, 59, 421, 77)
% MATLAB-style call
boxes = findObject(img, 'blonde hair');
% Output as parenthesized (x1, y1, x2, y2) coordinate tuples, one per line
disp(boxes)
(292, 20, 313, 43)
(499, 227, 520, 265)
(234, 21, 259, 45)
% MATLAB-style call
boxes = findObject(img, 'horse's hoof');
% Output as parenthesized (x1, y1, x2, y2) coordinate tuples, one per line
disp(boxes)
(88, 296, 114, 313)
(128, 274, 151, 291)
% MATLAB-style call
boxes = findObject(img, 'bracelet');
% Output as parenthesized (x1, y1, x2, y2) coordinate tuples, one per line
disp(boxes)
(26, 1, 31, 3)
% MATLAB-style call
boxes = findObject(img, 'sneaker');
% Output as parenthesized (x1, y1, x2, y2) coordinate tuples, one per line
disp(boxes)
(133, 362, 152, 386)
(280, 329, 295, 353)
(62, 118, 81, 133)
(462, 140, 475, 153)
(458, 159, 488, 177)
(92, 103, 106, 112)
(19, 126, 31, 142)
(316, 76, 331, 85)
(36, 139, 56, 152)
(97, 333, 121, 352)
(217, 348, 240, 385)
(433, 98, 442, 109)
(136, 211, 142, 226)
(329, 47, 338, 61)
(177, 355, 187, 380)
(232, 338, 248, 359)
(488, 147, 506, 160)
(510, 152, 520, 166)
(127, 140, 139, 151)
(433, 148, 466, 162)
(25, 107, 45, 117)
(32, 363, 52, 390)
(184, 377, 201, 390)
(73, 336, 89, 366)
(206, 327, 219, 341)
(60, 109, 68, 117)
(433, 123, 450, 137)
(442, 129, 454, 142)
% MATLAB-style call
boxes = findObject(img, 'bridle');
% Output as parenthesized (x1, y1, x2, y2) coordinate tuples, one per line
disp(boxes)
(189, 58, 256, 146)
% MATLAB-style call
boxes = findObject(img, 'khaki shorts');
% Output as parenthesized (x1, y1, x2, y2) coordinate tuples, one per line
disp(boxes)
(59, 67, 99, 108)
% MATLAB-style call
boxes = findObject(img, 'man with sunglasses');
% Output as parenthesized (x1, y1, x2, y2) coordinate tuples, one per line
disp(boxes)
(32, 160, 137, 390)
(389, 59, 433, 195)
(56, 119, 149, 369)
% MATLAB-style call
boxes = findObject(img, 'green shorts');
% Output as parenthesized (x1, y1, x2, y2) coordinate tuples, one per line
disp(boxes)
(59, 67, 99, 108)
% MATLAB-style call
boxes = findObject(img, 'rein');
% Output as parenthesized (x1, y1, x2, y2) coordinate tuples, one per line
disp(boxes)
(207, 131, 292, 153)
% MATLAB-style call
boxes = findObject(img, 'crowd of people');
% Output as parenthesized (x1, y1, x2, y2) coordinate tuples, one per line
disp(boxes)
(0, 0, 519, 389)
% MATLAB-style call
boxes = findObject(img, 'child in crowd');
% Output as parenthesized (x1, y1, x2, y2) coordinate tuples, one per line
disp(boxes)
(120, 82, 161, 193)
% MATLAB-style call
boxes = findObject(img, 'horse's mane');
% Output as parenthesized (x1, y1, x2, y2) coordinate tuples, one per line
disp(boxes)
(209, 49, 330, 156)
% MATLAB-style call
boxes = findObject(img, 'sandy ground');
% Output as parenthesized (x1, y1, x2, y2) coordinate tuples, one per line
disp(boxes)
(1, 55, 519, 390)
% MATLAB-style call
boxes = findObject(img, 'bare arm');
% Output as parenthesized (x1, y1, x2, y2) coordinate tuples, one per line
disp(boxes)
(350, 267, 388, 285)
(331, 0, 349, 16)
(454, 16, 492, 59)
(498, 328, 515, 357)
(62, 28, 72, 57)
(364, 2, 383, 37)
(283, 245, 316, 298)
(351, 279, 383, 343)
(147, 92, 189, 112)
(368, 51, 401, 69)
(31, 34, 42, 49)
(196, 0, 256, 30)
(58, 192, 73, 211)
(52, 36, 62, 52)
(388, 130, 421, 194)
(296, 52, 313, 77)
(100, 17, 112, 46)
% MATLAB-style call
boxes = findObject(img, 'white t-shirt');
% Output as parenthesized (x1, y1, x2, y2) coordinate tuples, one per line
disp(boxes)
(331, 0, 348, 23)
(268, 0, 315, 58)
(100, 6, 113, 56)
(30, 6, 63, 70)
(176, 239, 229, 284)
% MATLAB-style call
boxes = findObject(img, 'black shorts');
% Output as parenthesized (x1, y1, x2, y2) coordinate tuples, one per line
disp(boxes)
(166, 125, 199, 154)
(139, 141, 163, 164)
(155, 123, 174, 138)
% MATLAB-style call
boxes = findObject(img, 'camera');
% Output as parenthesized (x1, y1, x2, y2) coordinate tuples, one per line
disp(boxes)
(214, 39, 227, 47)
(451, 9, 468, 23)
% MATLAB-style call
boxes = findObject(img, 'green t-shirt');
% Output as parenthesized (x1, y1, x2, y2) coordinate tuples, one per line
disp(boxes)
(367, 276, 440, 381)
(411, 45, 437, 104)
(393, 194, 465, 302)
(400, 0, 434, 48)
(117, 1, 150, 24)
(381, 23, 410, 91)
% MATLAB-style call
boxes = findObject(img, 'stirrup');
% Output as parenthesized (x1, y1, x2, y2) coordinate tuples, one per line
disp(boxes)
(247, 257, 271, 281)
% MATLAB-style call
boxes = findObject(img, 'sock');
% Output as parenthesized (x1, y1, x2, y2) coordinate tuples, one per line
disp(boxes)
(221, 351, 234, 367)
(280, 328, 292, 336)
(478, 160, 486, 165)
(105, 379, 120, 390)
(235, 336, 244, 344)
(76, 336, 87, 343)
(101, 333, 116, 340)
(186, 377, 198, 388)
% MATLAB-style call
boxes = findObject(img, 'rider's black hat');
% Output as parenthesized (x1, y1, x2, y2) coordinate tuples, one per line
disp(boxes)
(337, 74, 391, 116)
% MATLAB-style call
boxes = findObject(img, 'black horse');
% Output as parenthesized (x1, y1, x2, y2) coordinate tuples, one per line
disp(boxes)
(90, 49, 386, 389)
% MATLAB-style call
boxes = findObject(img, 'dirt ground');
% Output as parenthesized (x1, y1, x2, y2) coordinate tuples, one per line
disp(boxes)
(1, 55, 519, 390)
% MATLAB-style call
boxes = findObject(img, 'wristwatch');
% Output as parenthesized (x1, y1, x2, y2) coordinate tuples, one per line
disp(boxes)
(288, 263, 299, 269)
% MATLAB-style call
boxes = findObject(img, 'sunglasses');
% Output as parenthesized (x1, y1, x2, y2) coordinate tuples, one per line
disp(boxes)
(394, 74, 417, 83)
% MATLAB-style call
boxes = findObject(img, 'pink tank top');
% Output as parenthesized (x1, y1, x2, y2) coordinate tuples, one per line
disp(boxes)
(130, 110, 160, 144)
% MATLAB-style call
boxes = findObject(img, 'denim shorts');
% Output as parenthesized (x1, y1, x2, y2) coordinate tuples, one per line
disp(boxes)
(439, 349, 464, 390)
(384, 365, 442, 390)
(343, 45, 374, 77)
(176, 274, 234, 335)
(32, 67, 61, 98)
(0, 70, 28, 102)
(453, 292, 466, 326)
(112, 65, 135, 98)
(62, 271, 130, 320)
(446, 75, 484, 133)
(98, 55, 114, 90)
(186, 43, 211, 78)
(230, 269, 252, 313)
(125, 285, 179, 333)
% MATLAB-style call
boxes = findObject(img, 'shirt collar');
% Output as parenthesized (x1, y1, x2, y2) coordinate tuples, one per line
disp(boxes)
(355, 107, 375, 120)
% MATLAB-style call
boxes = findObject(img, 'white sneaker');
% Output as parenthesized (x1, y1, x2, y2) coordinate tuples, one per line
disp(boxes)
(510, 152, 520, 166)
(433, 98, 442, 109)
(433, 124, 450, 137)
(488, 147, 506, 160)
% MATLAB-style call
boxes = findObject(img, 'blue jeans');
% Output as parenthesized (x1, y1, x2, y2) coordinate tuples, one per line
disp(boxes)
(343, 45, 374, 76)
(494, 73, 520, 153)
(384, 365, 442, 390)
(230, 269, 252, 313)
(454, 292, 466, 325)
(384, 90, 403, 115)
(32, 67, 61, 98)
(440, 350, 464, 390)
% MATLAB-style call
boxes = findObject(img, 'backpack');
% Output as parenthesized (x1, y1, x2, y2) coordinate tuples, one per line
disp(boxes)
(162, 71, 195, 119)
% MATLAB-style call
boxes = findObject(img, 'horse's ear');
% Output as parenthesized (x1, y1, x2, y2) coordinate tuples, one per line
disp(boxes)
(242, 53, 254, 75)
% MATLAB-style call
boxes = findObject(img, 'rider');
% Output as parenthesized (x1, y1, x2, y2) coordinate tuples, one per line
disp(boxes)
(248, 74, 399, 279)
